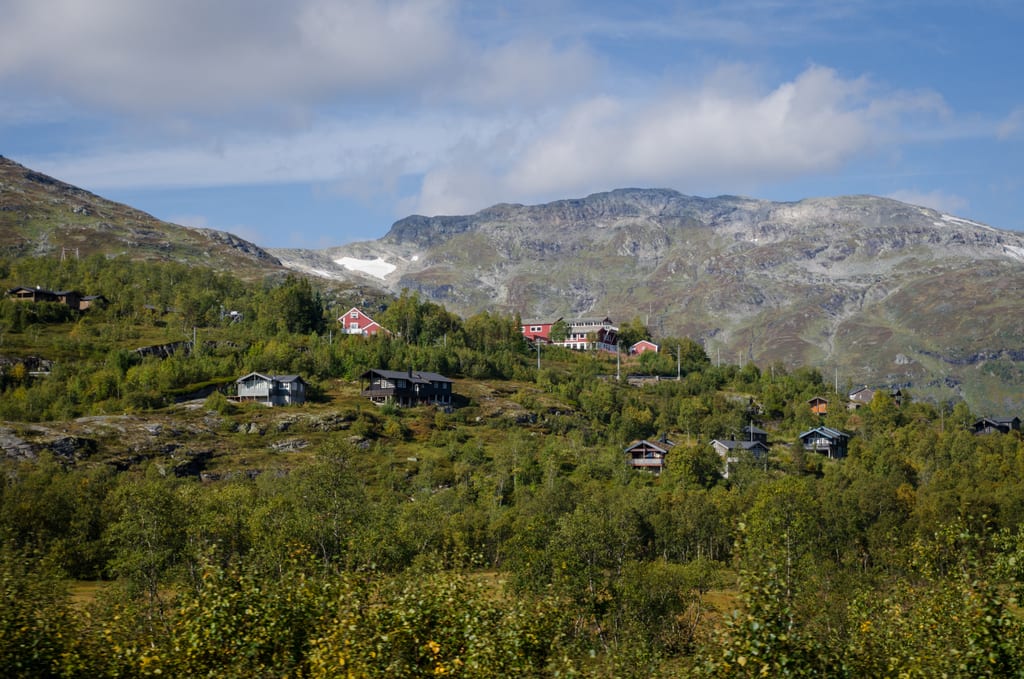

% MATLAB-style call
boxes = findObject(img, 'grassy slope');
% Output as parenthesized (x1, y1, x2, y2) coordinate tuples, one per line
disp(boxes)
(0, 155, 283, 280)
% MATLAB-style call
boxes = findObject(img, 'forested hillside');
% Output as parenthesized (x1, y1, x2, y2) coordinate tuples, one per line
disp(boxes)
(2, 255, 1024, 677)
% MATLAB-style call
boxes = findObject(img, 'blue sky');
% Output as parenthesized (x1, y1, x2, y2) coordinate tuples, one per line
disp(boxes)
(1, 0, 1021, 249)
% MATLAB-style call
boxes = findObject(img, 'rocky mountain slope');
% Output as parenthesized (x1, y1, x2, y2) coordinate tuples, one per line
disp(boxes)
(5, 154, 1024, 411)
(272, 189, 1024, 411)
(0, 155, 283, 278)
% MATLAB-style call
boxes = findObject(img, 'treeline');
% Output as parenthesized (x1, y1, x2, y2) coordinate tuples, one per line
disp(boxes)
(0, 257, 533, 420)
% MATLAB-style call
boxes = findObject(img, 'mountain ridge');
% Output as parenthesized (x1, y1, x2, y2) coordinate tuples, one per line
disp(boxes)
(270, 189, 1024, 410)
(0, 155, 284, 277)
(4, 155, 1024, 411)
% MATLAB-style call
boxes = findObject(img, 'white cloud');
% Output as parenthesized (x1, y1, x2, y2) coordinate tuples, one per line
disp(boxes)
(0, 0, 595, 116)
(446, 38, 597, 107)
(0, 0, 460, 113)
(413, 65, 941, 215)
(886, 189, 969, 216)
(30, 63, 953, 224)
(26, 113, 472, 190)
(998, 107, 1024, 140)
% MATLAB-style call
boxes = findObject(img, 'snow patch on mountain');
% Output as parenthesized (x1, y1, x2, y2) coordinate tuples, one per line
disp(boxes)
(1002, 245, 1024, 263)
(940, 214, 996, 232)
(334, 256, 396, 279)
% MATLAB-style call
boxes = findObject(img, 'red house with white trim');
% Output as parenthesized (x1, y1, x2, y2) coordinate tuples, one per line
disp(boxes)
(521, 317, 562, 343)
(629, 339, 659, 355)
(338, 307, 387, 336)
(521, 316, 619, 352)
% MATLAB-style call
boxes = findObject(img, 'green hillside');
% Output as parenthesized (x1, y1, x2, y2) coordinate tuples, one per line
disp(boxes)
(2, 254, 1024, 676)
(0, 155, 284, 279)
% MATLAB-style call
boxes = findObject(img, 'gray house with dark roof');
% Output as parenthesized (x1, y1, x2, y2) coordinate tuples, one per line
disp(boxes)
(799, 426, 851, 459)
(710, 438, 771, 478)
(359, 368, 453, 407)
(235, 372, 307, 406)
(972, 417, 1021, 435)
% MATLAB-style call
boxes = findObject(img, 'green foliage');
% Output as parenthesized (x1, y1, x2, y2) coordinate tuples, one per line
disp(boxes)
(308, 570, 574, 678)
(9, 256, 1024, 675)
(616, 316, 650, 348)
(204, 389, 235, 415)
(549, 318, 568, 343)
(0, 547, 73, 678)
(104, 468, 188, 602)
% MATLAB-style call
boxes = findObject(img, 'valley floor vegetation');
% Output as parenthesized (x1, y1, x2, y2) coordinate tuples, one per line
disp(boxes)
(2, 255, 1024, 677)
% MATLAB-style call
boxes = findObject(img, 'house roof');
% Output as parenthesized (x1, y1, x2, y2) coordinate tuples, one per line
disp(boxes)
(974, 416, 1020, 427)
(7, 286, 59, 296)
(236, 371, 305, 384)
(522, 317, 562, 326)
(567, 320, 616, 331)
(743, 424, 768, 436)
(710, 439, 769, 451)
(361, 368, 452, 384)
(798, 426, 850, 441)
(849, 386, 875, 400)
(624, 439, 674, 454)
(237, 371, 273, 383)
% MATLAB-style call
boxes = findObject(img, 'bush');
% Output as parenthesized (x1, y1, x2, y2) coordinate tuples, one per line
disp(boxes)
(204, 390, 236, 415)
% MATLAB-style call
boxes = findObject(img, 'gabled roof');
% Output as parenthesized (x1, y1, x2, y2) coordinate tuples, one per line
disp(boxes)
(7, 286, 58, 296)
(236, 371, 305, 384)
(522, 316, 562, 326)
(849, 385, 875, 399)
(974, 413, 1015, 426)
(710, 439, 770, 452)
(237, 371, 273, 383)
(798, 425, 849, 441)
(743, 424, 768, 436)
(361, 368, 452, 384)
(624, 438, 674, 454)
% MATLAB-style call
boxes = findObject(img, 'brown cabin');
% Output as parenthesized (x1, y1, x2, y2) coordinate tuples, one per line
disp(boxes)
(808, 396, 829, 416)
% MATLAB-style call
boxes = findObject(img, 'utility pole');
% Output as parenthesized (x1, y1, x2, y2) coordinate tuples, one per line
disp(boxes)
(677, 345, 681, 381)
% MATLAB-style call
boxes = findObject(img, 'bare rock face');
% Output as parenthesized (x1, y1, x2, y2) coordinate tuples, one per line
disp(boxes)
(274, 189, 1024, 410)
(0, 427, 35, 460)
(48, 436, 98, 461)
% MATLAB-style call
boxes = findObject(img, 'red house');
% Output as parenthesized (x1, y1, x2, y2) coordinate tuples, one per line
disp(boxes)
(521, 316, 619, 352)
(338, 307, 387, 336)
(629, 339, 659, 355)
(521, 317, 562, 343)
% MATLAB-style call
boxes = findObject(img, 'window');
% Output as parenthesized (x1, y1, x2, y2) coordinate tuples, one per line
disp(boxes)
(350, 322, 359, 330)
(350, 310, 359, 318)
